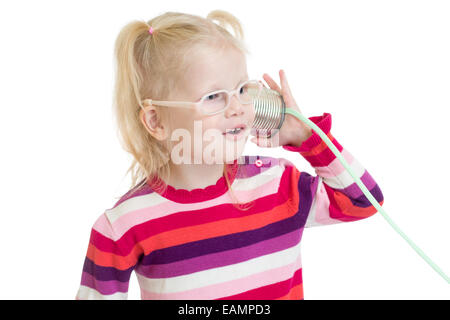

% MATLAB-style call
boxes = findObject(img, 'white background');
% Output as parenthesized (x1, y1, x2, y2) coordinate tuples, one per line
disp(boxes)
(0, 0, 449, 299)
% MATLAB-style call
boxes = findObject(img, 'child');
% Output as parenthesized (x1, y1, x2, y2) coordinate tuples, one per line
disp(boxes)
(76, 10, 384, 300)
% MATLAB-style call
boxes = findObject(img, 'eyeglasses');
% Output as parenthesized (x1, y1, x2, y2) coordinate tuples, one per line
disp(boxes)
(140, 79, 262, 116)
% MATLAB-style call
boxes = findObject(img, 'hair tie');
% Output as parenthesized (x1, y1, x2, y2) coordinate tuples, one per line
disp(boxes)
(148, 26, 154, 35)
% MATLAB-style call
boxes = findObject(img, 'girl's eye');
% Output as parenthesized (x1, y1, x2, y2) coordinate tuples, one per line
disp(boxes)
(206, 94, 219, 100)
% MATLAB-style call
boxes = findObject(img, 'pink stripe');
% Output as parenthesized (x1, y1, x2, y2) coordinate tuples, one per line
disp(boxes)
(314, 148, 354, 178)
(139, 253, 302, 300)
(220, 266, 303, 299)
(136, 228, 302, 278)
(311, 181, 337, 226)
(313, 148, 378, 200)
(92, 214, 113, 237)
(100, 173, 284, 241)
(89, 167, 295, 254)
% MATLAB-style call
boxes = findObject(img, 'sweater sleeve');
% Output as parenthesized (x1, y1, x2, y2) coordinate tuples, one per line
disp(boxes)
(282, 112, 384, 228)
(75, 213, 139, 299)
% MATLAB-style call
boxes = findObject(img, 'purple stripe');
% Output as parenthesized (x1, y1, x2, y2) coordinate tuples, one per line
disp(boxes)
(343, 170, 376, 199)
(137, 228, 303, 278)
(138, 167, 312, 266)
(310, 172, 321, 198)
(297, 171, 315, 225)
(82, 257, 134, 282)
(338, 170, 384, 208)
(81, 271, 129, 295)
(236, 155, 279, 179)
(141, 202, 302, 265)
(350, 184, 384, 208)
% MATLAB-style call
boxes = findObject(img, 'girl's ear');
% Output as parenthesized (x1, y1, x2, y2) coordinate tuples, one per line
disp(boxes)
(139, 107, 168, 141)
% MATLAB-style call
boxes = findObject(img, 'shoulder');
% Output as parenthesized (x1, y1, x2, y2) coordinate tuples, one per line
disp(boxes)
(97, 179, 164, 237)
(108, 178, 152, 209)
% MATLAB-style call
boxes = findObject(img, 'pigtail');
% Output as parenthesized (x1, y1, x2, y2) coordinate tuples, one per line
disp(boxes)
(207, 10, 245, 42)
(112, 19, 172, 200)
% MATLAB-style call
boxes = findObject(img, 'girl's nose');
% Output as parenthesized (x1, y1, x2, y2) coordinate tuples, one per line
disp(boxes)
(225, 94, 244, 117)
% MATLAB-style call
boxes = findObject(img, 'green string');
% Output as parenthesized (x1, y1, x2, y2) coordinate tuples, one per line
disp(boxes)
(284, 108, 449, 284)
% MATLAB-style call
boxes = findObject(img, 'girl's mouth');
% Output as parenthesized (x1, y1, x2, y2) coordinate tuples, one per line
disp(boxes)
(223, 125, 247, 141)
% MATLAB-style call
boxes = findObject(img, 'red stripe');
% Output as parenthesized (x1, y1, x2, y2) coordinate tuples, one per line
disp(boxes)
(301, 137, 344, 167)
(216, 268, 303, 300)
(325, 183, 381, 221)
(90, 167, 296, 255)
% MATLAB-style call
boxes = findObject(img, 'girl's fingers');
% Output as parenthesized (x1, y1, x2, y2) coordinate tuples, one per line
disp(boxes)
(280, 70, 293, 98)
(279, 69, 297, 107)
(263, 73, 281, 93)
(262, 70, 298, 108)
(264, 70, 292, 98)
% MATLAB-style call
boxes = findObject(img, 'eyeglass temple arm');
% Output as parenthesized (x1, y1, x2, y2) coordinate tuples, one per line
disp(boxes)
(142, 99, 197, 110)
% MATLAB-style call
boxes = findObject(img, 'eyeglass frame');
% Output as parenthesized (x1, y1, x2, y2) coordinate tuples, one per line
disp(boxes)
(140, 79, 263, 117)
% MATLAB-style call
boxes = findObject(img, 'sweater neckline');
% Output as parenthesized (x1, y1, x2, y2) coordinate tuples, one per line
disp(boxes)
(146, 159, 239, 203)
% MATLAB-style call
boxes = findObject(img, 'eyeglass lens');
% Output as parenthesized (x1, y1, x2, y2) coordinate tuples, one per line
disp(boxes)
(201, 81, 260, 114)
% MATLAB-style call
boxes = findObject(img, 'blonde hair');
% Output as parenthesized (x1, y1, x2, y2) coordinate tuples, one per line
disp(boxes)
(112, 10, 255, 210)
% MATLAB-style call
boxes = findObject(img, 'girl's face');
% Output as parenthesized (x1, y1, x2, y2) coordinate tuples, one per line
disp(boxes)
(167, 45, 255, 165)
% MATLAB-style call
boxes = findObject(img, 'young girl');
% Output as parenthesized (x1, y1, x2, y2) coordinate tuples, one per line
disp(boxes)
(76, 10, 384, 300)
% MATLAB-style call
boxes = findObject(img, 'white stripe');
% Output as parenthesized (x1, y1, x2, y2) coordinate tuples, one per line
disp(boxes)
(76, 285, 128, 300)
(106, 192, 166, 224)
(136, 235, 302, 294)
(305, 176, 343, 228)
(105, 162, 286, 225)
(233, 164, 284, 191)
(314, 154, 365, 189)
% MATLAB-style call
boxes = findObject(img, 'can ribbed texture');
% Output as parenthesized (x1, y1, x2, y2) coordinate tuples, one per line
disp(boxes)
(250, 87, 286, 138)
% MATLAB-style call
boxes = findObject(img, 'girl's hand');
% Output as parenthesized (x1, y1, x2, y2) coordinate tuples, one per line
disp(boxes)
(250, 69, 312, 148)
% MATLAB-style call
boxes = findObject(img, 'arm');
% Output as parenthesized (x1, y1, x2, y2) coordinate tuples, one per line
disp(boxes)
(282, 112, 384, 228)
(76, 213, 139, 299)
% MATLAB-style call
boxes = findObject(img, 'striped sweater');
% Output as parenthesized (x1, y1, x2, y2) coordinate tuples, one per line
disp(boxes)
(76, 112, 384, 300)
